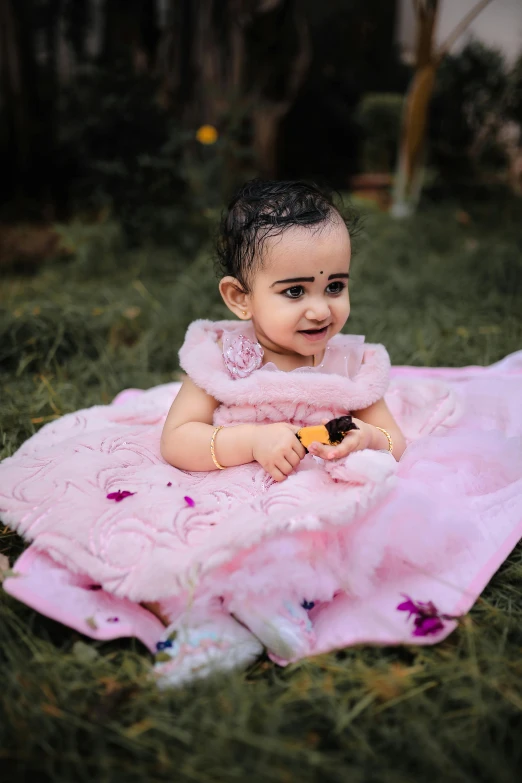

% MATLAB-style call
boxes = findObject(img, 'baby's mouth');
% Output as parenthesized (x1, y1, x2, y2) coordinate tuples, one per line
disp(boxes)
(299, 325, 329, 335)
(298, 325, 329, 341)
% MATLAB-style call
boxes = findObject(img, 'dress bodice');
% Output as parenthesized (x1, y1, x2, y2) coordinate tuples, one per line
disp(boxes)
(178, 320, 391, 427)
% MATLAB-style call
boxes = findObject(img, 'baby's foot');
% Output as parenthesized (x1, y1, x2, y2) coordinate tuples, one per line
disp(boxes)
(230, 597, 316, 661)
(153, 611, 262, 688)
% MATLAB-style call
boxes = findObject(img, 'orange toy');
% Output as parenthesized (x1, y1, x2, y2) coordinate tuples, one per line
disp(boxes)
(296, 415, 358, 452)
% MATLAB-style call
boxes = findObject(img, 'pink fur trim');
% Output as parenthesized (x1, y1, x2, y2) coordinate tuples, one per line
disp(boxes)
(179, 320, 391, 418)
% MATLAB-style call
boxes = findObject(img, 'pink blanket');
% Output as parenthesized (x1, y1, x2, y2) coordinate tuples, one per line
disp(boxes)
(1, 323, 522, 663)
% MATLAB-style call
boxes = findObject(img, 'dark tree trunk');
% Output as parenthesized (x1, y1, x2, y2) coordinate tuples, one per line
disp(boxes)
(0, 0, 40, 206)
(41, 0, 65, 212)
(246, 1, 311, 177)
(101, 0, 160, 70)
(63, 0, 91, 60)
(157, 0, 196, 111)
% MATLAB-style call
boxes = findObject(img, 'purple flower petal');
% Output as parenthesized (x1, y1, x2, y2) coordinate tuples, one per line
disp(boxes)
(106, 490, 136, 502)
(184, 496, 195, 507)
(397, 594, 457, 638)
(397, 597, 420, 616)
(413, 616, 445, 636)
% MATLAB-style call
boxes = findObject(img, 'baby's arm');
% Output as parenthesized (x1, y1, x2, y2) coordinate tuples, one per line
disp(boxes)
(161, 378, 305, 479)
(161, 378, 256, 471)
(309, 398, 406, 462)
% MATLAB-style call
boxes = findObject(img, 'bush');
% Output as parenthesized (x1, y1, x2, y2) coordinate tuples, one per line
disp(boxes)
(356, 93, 403, 172)
(429, 41, 510, 186)
(57, 63, 252, 250)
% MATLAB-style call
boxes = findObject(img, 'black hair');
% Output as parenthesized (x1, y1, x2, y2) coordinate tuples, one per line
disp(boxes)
(216, 179, 360, 291)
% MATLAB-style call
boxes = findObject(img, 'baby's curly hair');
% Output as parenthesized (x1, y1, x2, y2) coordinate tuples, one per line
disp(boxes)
(216, 179, 360, 291)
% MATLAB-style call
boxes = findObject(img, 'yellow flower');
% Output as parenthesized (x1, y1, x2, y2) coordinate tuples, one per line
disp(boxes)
(196, 125, 218, 145)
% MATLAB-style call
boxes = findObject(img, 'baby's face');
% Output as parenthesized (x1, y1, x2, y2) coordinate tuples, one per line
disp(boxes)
(247, 219, 351, 360)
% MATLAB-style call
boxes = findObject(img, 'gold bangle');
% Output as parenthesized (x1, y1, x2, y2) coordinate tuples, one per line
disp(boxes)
(210, 425, 225, 470)
(375, 426, 393, 454)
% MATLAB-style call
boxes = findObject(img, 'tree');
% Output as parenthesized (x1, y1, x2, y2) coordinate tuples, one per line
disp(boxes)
(391, 0, 493, 217)
(0, 0, 40, 207)
(101, 0, 160, 70)
(507, 52, 522, 126)
(0, 0, 94, 212)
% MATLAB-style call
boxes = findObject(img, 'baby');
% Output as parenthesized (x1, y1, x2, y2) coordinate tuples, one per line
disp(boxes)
(2, 179, 522, 689)
(150, 180, 408, 683)
(161, 179, 406, 479)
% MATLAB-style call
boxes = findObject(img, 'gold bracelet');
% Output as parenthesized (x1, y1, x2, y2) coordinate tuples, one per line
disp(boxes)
(210, 425, 225, 470)
(375, 426, 393, 454)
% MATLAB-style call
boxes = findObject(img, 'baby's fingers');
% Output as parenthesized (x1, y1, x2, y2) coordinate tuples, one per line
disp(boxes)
(310, 434, 358, 460)
(308, 441, 333, 460)
(332, 433, 361, 459)
(270, 466, 287, 482)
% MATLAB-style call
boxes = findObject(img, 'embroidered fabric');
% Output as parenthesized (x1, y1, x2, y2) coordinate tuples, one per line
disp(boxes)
(1, 319, 522, 680)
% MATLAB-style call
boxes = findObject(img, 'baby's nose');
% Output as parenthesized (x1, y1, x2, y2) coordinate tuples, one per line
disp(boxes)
(306, 299, 330, 321)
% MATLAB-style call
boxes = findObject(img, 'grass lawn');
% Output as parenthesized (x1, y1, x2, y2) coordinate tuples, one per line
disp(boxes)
(1, 198, 522, 782)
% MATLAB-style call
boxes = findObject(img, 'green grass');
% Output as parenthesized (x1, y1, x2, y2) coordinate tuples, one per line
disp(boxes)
(1, 200, 522, 782)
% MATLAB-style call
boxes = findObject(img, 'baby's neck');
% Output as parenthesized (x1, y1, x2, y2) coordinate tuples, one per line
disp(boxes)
(260, 343, 324, 372)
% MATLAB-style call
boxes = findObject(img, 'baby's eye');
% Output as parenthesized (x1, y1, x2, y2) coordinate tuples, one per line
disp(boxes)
(282, 285, 305, 299)
(326, 281, 346, 295)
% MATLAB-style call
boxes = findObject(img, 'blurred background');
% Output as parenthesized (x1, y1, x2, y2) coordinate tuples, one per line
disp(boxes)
(1, 0, 521, 258)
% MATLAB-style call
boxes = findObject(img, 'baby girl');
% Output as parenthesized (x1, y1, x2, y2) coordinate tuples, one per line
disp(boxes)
(3, 179, 522, 688)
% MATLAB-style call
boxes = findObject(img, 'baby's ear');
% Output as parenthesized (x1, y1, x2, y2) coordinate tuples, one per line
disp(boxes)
(219, 276, 251, 320)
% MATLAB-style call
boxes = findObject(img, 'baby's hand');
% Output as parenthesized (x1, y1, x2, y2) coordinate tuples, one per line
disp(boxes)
(308, 418, 374, 461)
(252, 423, 306, 482)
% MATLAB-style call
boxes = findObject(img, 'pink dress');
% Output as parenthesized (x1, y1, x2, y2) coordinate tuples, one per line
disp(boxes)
(1, 319, 522, 682)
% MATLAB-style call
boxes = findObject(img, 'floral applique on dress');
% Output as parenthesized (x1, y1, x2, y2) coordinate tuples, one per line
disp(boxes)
(222, 333, 264, 378)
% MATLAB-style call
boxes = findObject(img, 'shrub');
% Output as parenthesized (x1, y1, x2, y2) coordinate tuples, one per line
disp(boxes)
(356, 93, 403, 172)
(57, 63, 252, 250)
(429, 41, 510, 187)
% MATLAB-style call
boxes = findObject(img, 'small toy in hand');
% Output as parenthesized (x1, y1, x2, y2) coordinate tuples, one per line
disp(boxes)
(296, 415, 358, 452)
